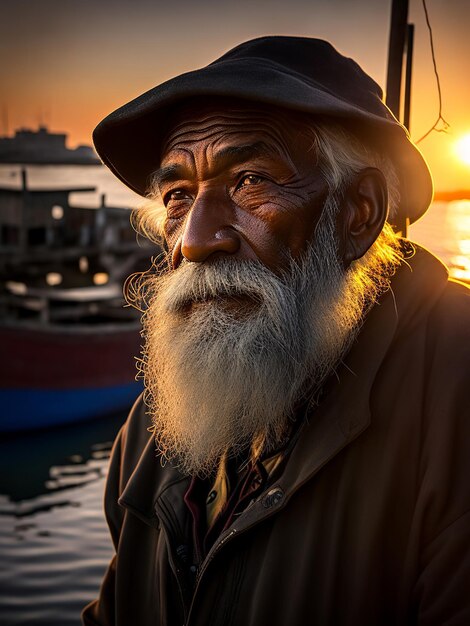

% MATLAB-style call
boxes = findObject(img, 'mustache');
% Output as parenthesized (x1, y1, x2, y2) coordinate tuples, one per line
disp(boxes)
(147, 256, 295, 315)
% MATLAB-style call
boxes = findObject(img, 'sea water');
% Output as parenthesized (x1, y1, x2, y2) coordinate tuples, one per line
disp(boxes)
(0, 164, 469, 625)
(0, 413, 124, 626)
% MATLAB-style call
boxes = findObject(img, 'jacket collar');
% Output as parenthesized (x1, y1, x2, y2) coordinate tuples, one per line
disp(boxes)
(118, 434, 189, 529)
(119, 244, 449, 528)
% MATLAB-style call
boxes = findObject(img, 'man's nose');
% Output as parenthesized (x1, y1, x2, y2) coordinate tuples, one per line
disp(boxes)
(178, 191, 241, 264)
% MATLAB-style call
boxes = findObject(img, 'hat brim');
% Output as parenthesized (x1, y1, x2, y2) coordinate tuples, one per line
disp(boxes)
(93, 58, 433, 225)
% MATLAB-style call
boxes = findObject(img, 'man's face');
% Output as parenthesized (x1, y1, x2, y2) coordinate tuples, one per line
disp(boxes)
(138, 102, 397, 476)
(157, 102, 331, 273)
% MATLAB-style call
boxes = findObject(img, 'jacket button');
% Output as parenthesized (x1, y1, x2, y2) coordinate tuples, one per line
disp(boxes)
(252, 474, 262, 488)
(206, 490, 217, 504)
(176, 544, 190, 563)
(262, 487, 284, 508)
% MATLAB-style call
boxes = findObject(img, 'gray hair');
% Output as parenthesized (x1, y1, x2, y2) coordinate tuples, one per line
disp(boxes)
(304, 118, 400, 219)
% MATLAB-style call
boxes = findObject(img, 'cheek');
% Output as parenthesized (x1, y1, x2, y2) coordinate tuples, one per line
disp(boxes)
(276, 191, 328, 258)
(282, 212, 319, 258)
(163, 217, 184, 250)
(248, 201, 320, 261)
(236, 206, 312, 268)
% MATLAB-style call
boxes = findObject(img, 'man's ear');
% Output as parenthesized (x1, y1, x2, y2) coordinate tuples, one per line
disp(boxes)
(338, 167, 388, 267)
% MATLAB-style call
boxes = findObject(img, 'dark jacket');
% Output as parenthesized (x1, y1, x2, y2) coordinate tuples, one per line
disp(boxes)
(82, 245, 470, 626)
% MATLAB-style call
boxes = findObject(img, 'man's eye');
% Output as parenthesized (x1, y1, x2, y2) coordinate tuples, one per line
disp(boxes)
(164, 189, 191, 206)
(236, 174, 264, 189)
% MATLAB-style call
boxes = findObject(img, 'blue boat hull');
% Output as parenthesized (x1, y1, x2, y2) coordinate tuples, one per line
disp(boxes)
(0, 381, 143, 432)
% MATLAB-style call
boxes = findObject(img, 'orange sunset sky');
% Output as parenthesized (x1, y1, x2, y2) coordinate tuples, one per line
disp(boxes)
(1, 0, 470, 192)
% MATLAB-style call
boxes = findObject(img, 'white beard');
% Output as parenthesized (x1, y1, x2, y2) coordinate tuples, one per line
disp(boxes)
(137, 197, 400, 476)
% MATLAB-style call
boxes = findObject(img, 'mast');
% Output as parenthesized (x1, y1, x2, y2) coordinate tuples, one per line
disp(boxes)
(386, 0, 409, 119)
(403, 23, 415, 131)
(386, 0, 414, 237)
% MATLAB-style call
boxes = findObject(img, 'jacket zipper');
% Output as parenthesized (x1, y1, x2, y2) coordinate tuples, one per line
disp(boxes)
(184, 528, 238, 625)
(195, 528, 237, 585)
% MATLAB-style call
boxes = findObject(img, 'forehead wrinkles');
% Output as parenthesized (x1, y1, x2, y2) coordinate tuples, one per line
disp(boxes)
(161, 112, 299, 160)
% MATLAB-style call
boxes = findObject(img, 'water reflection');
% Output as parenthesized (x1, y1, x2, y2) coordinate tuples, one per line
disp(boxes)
(447, 201, 470, 282)
(0, 411, 127, 626)
(0, 413, 124, 503)
(409, 199, 470, 282)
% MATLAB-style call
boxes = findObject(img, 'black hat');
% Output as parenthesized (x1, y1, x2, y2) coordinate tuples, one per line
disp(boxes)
(93, 36, 433, 224)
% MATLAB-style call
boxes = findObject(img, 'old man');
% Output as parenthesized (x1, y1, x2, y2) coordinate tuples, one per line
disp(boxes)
(83, 37, 470, 625)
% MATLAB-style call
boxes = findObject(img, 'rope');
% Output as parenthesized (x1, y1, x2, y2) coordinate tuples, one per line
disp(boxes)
(415, 0, 450, 143)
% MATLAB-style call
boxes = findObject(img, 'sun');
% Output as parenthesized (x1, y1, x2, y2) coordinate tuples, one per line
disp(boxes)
(455, 133, 470, 166)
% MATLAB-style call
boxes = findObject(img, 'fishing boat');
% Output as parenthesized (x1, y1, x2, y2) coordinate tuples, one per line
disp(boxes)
(0, 170, 155, 432)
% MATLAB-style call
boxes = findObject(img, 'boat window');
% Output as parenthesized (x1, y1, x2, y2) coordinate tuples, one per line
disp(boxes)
(51, 205, 64, 220)
(46, 272, 63, 286)
(93, 272, 109, 285)
(79, 256, 89, 272)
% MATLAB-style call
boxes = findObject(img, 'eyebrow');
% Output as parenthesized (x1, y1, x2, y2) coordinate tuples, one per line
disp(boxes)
(152, 141, 278, 186)
(152, 163, 188, 186)
(213, 141, 274, 168)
